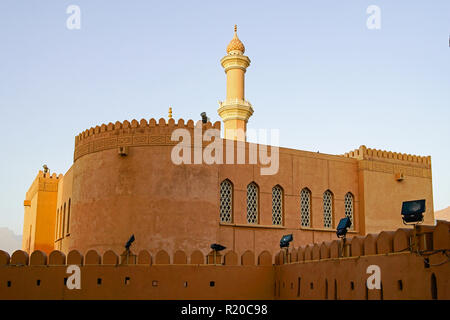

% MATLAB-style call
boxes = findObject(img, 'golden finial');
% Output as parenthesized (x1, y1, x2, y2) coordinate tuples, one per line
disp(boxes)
(168, 107, 172, 119)
(227, 25, 245, 54)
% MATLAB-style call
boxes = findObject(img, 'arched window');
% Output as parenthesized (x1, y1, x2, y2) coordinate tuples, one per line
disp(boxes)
(246, 182, 259, 224)
(300, 188, 311, 227)
(67, 198, 71, 234)
(55, 209, 59, 240)
(59, 206, 63, 238)
(344, 192, 354, 229)
(323, 190, 333, 228)
(62, 203, 66, 237)
(220, 180, 233, 223)
(272, 185, 283, 225)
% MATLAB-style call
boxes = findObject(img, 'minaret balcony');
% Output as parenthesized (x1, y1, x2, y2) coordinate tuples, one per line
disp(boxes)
(218, 99, 254, 121)
(220, 54, 251, 72)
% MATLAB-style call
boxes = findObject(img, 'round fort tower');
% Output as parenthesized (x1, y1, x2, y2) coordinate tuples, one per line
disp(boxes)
(54, 27, 363, 259)
(57, 27, 262, 256)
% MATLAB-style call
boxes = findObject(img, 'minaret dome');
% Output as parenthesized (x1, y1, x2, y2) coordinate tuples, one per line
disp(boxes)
(226, 25, 245, 54)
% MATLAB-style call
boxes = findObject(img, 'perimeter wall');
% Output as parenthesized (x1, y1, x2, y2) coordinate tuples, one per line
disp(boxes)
(1, 221, 448, 300)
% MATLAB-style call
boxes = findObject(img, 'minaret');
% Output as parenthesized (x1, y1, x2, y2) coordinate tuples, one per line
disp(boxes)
(218, 25, 253, 141)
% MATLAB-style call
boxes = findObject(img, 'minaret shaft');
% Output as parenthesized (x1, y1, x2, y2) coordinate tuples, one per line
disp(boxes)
(226, 68, 245, 101)
(218, 26, 253, 142)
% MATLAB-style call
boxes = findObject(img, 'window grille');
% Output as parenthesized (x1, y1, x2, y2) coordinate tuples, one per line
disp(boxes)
(345, 192, 354, 229)
(300, 188, 311, 227)
(220, 180, 233, 223)
(247, 183, 259, 224)
(323, 190, 333, 228)
(272, 186, 283, 225)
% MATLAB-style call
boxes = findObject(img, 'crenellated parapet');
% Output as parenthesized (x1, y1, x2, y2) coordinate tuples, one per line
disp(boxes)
(343, 145, 432, 179)
(74, 118, 221, 161)
(1, 222, 448, 300)
(344, 145, 431, 166)
(3, 222, 448, 267)
(0, 247, 273, 267)
(275, 220, 449, 265)
(25, 170, 63, 202)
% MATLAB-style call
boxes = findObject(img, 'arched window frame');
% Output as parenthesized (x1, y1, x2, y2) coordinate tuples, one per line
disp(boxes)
(67, 198, 71, 235)
(55, 208, 60, 241)
(272, 185, 284, 226)
(59, 206, 63, 239)
(300, 187, 312, 227)
(62, 203, 66, 237)
(344, 192, 354, 230)
(219, 180, 233, 223)
(246, 182, 259, 224)
(323, 190, 333, 229)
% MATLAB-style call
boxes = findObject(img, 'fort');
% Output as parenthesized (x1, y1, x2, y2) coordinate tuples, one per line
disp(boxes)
(8, 26, 448, 300)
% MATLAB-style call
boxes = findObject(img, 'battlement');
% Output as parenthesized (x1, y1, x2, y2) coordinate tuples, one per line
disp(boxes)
(275, 220, 449, 264)
(1, 222, 448, 300)
(74, 118, 221, 161)
(0, 248, 273, 267)
(2, 221, 448, 267)
(25, 170, 63, 201)
(35, 170, 64, 180)
(75, 118, 221, 145)
(343, 145, 431, 167)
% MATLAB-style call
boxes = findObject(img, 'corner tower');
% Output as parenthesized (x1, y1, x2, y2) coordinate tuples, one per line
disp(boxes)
(22, 170, 61, 254)
(218, 25, 253, 141)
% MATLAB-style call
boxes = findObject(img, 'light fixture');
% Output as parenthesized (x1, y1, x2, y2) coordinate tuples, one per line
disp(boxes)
(125, 234, 135, 251)
(280, 234, 293, 248)
(200, 112, 209, 124)
(336, 217, 352, 257)
(401, 199, 425, 224)
(210, 243, 226, 252)
(210, 243, 226, 265)
(336, 217, 352, 238)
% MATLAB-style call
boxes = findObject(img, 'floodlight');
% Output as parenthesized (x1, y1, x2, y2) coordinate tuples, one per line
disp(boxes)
(200, 112, 208, 124)
(125, 234, 135, 250)
(280, 234, 293, 248)
(401, 199, 425, 224)
(210, 243, 226, 251)
(336, 217, 352, 238)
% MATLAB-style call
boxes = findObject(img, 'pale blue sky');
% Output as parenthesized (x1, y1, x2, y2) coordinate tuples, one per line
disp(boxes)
(0, 0, 449, 235)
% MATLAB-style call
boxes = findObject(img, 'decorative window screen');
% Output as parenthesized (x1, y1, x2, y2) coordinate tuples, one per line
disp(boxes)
(300, 188, 311, 227)
(247, 183, 259, 224)
(323, 190, 333, 228)
(272, 186, 283, 225)
(220, 180, 233, 223)
(344, 192, 354, 229)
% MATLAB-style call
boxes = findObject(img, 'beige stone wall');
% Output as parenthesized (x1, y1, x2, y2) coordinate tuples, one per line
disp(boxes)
(64, 118, 363, 257)
(23, 118, 435, 261)
(2, 222, 448, 300)
(344, 146, 434, 234)
(55, 166, 74, 252)
(274, 221, 449, 300)
(22, 172, 61, 254)
(40, 118, 434, 258)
